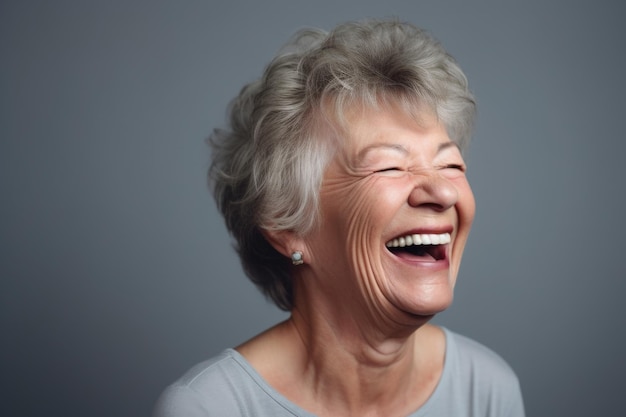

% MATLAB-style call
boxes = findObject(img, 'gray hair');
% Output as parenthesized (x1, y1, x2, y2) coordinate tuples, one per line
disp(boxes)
(209, 19, 475, 311)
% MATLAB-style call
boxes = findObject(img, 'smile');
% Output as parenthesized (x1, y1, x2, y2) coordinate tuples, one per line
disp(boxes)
(385, 233, 451, 261)
(386, 233, 451, 247)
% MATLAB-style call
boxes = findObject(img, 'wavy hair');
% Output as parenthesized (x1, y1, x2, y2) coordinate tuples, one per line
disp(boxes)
(209, 19, 475, 310)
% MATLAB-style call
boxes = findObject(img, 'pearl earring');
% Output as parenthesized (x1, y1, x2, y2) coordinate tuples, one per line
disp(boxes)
(291, 251, 304, 265)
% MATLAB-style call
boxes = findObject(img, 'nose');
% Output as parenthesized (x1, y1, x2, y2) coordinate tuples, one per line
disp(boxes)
(408, 171, 458, 211)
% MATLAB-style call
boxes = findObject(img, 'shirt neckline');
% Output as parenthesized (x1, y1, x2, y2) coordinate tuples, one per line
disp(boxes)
(223, 326, 454, 416)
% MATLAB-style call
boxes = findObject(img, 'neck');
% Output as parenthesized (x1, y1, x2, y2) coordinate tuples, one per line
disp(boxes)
(280, 292, 442, 416)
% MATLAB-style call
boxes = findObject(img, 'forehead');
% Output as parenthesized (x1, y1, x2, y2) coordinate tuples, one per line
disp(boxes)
(336, 104, 452, 157)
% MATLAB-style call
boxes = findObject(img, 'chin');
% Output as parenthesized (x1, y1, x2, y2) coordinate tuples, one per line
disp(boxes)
(402, 287, 455, 318)
(409, 302, 452, 319)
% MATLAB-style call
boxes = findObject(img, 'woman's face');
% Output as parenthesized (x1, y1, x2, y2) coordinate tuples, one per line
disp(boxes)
(300, 105, 475, 324)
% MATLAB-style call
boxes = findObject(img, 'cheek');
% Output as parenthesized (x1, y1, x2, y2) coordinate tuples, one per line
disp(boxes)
(464, 185, 476, 228)
(320, 179, 396, 267)
(323, 176, 406, 235)
(450, 180, 475, 280)
(454, 178, 476, 230)
(308, 184, 385, 297)
(323, 181, 381, 240)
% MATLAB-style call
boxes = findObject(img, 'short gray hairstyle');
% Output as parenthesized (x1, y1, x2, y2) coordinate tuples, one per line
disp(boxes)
(209, 19, 475, 311)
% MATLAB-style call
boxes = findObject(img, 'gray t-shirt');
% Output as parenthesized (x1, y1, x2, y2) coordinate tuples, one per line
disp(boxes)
(153, 328, 525, 416)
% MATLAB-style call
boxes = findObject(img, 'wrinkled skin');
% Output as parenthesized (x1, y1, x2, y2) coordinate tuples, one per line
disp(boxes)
(292, 105, 475, 339)
(247, 105, 477, 415)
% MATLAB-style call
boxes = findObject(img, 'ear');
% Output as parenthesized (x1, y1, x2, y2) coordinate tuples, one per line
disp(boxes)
(261, 228, 306, 260)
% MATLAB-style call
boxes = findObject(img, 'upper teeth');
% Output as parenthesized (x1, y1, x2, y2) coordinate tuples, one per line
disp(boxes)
(386, 233, 451, 248)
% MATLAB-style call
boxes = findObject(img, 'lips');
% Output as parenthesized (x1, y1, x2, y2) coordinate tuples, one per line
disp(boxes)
(385, 232, 450, 261)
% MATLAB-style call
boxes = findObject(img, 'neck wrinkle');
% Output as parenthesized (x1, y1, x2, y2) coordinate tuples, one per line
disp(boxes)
(287, 295, 428, 415)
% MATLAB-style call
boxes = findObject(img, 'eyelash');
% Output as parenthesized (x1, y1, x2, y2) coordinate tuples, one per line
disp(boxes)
(445, 163, 466, 171)
(374, 164, 465, 174)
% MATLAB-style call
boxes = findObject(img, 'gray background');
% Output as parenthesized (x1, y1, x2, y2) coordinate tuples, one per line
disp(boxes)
(1, 0, 625, 416)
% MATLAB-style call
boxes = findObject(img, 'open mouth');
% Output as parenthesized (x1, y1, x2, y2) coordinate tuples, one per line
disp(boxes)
(385, 233, 450, 261)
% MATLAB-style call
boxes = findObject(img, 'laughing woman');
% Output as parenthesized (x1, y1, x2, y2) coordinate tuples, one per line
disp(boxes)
(154, 19, 525, 417)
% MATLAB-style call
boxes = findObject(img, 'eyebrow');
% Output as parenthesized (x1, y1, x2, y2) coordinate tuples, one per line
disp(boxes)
(357, 144, 409, 160)
(438, 141, 461, 153)
(357, 141, 459, 161)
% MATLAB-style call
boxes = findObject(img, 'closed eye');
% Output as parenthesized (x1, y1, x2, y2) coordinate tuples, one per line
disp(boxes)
(375, 167, 401, 173)
(444, 163, 466, 172)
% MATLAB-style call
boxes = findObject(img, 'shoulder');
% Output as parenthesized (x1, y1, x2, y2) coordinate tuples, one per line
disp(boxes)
(446, 329, 518, 381)
(434, 328, 526, 417)
(152, 349, 312, 417)
(152, 350, 247, 417)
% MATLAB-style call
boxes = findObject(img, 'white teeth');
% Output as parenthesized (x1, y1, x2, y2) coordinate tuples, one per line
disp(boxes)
(385, 233, 451, 248)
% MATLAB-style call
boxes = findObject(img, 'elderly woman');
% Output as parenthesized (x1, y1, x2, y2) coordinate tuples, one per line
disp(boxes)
(154, 19, 525, 417)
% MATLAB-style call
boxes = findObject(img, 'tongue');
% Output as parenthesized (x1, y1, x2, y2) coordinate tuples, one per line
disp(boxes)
(389, 246, 437, 262)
